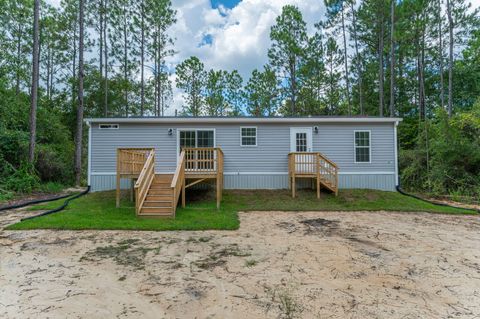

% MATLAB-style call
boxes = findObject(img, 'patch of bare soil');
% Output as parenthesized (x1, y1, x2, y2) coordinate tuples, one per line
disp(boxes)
(1, 210, 480, 318)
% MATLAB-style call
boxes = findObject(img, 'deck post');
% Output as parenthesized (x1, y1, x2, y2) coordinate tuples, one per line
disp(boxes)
(116, 149, 120, 208)
(216, 177, 220, 209)
(292, 174, 296, 198)
(316, 154, 320, 199)
(130, 179, 134, 202)
(182, 180, 186, 208)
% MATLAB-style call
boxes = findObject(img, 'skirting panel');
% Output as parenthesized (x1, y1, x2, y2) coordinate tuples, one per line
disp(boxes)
(90, 175, 130, 192)
(90, 173, 396, 192)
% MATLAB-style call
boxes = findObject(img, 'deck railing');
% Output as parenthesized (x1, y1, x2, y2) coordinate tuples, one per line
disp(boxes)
(117, 148, 153, 175)
(288, 152, 339, 196)
(171, 150, 186, 216)
(183, 147, 224, 174)
(134, 150, 155, 215)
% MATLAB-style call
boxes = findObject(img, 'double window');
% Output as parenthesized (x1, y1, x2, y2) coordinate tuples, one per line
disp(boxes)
(179, 129, 215, 170)
(179, 129, 214, 149)
(240, 127, 257, 146)
(354, 131, 371, 163)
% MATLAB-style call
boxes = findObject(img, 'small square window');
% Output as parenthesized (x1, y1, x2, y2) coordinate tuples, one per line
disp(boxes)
(241, 127, 257, 146)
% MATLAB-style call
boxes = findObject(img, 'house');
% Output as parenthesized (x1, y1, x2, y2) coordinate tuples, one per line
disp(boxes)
(85, 116, 402, 217)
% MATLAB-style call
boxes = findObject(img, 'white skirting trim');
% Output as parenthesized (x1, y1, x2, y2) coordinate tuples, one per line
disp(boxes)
(91, 171, 395, 176)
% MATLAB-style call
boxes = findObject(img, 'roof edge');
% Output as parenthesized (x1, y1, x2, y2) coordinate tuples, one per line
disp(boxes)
(85, 117, 403, 124)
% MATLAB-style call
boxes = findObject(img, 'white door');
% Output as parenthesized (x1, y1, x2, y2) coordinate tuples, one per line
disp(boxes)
(290, 127, 313, 153)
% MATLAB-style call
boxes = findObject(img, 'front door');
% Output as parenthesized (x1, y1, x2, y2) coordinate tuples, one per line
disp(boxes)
(290, 127, 313, 153)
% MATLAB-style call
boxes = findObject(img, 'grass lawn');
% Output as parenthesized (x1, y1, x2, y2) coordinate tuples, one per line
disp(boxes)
(6, 188, 475, 231)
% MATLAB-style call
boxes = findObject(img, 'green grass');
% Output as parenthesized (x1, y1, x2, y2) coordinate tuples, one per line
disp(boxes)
(6, 188, 475, 231)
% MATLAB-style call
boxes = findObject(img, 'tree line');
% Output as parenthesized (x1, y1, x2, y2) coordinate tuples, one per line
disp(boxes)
(0, 0, 479, 199)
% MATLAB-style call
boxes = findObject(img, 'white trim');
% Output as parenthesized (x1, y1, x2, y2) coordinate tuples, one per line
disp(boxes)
(394, 121, 399, 186)
(222, 171, 395, 176)
(86, 117, 403, 124)
(87, 123, 92, 185)
(92, 171, 395, 176)
(290, 127, 313, 152)
(240, 126, 257, 147)
(99, 123, 119, 129)
(354, 130, 372, 164)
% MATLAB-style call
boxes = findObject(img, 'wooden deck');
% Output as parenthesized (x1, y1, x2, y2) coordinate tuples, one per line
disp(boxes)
(288, 152, 339, 198)
(116, 147, 224, 218)
(116, 148, 336, 218)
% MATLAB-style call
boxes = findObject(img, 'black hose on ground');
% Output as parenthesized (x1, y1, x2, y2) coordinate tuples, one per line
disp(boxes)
(396, 185, 479, 214)
(20, 186, 91, 221)
(0, 192, 75, 212)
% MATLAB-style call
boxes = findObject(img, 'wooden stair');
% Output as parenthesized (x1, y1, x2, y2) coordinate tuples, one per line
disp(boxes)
(289, 152, 339, 198)
(138, 174, 175, 218)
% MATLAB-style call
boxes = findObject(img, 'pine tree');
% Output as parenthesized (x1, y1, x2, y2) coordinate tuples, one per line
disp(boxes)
(28, 0, 40, 163)
(268, 5, 307, 115)
(176, 56, 206, 116)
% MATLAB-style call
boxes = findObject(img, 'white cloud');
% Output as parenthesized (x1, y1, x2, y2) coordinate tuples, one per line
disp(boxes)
(166, 0, 327, 114)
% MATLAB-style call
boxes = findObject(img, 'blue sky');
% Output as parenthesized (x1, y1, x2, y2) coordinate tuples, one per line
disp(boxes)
(210, 0, 242, 9)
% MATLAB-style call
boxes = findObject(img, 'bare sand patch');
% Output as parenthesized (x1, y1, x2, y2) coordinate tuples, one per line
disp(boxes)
(1, 210, 480, 318)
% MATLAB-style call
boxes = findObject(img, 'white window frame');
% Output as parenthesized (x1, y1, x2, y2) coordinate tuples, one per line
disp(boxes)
(99, 123, 119, 129)
(354, 130, 372, 164)
(240, 126, 257, 147)
(176, 128, 216, 156)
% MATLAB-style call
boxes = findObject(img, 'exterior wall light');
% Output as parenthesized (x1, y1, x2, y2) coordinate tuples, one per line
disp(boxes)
(314, 126, 319, 134)
(168, 128, 173, 135)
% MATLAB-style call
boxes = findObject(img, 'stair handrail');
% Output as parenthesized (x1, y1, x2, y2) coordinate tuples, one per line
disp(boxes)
(288, 151, 339, 196)
(171, 150, 186, 216)
(317, 153, 339, 195)
(134, 150, 155, 215)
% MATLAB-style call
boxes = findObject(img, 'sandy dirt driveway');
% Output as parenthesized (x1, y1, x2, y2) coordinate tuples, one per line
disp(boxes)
(1, 209, 480, 319)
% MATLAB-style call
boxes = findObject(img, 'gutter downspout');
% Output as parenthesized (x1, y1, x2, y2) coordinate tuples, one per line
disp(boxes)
(394, 121, 399, 186)
(87, 120, 92, 186)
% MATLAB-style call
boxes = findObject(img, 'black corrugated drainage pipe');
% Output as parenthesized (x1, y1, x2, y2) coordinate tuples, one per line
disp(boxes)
(396, 184, 479, 214)
(20, 186, 91, 221)
(0, 192, 74, 212)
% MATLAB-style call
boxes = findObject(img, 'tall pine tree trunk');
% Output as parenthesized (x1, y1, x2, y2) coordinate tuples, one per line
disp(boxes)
(438, 0, 445, 110)
(378, 9, 385, 117)
(446, 0, 453, 117)
(389, 0, 395, 117)
(103, 0, 108, 116)
(99, 0, 103, 75)
(140, 0, 145, 116)
(74, 0, 85, 186)
(341, 7, 351, 114)
(99, 0, 103, 109)
(351, 3, 364, 115)
(420, 36, 426, 120)
(29, 0, 40, 163)
(123, 6, 128, 117)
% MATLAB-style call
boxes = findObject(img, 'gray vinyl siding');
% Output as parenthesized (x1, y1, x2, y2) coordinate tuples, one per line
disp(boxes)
(90, 121, 396, 191)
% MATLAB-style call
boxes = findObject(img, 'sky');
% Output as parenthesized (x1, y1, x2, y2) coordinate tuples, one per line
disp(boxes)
(47, 0, 480, 115)
(165, 0, 326, 113)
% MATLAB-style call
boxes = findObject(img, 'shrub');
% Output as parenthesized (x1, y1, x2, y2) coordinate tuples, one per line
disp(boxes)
(3, 162, 40, 193)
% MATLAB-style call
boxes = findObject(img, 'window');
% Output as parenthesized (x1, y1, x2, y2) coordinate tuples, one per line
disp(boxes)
(99, 124, 119, 129)
(179, 129, 215, 150)
(241, 127, 257, 146)
(354, 131, 371, 163)
(178, 129, 215, 170)
(296, 132, 307, 152)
